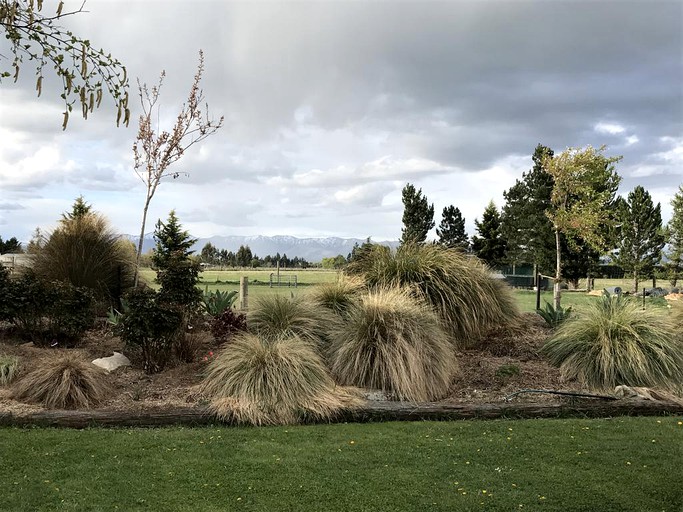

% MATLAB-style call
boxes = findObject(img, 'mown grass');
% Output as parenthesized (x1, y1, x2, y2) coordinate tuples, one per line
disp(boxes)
(0, 418, 680, 511)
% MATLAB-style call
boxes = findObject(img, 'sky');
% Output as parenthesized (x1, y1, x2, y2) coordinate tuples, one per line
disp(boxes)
(1, 0, 682, 245)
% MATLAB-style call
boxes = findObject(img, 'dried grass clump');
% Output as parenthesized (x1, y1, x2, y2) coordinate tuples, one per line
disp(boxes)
(309, 275, 365, 316)
(346, 243, 519, 346)
(326, 286, 457, 402)
(32, 212, 135, 306)
(247, 294, 336, 344)
(202, 333, 362, 425)
(541, 295, 683, 392)
(12, 352, 111, 409)
(0, 355, 20, 386)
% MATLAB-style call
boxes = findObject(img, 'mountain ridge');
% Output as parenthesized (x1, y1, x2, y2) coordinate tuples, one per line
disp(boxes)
(130, 234, 399, 261)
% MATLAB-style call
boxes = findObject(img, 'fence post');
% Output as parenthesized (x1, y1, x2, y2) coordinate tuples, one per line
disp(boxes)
(239, 276, 249, 310)
(535, 272, 541, 311)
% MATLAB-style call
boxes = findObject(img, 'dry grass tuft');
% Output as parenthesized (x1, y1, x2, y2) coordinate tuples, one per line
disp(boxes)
(0, 355, 20, 386)
(326, 286, 457, 402)
(12, 352, 111, 409)
(202, 333, 362, 425)
(541, 295, 683, 392)
(309, 275, 365, 316)
(247, 294, 337, 345)
(346, 243, 519, 346)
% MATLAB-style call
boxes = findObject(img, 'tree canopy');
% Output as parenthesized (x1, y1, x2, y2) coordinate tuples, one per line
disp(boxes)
(436, 205, 469, 251)
(544, 145, 622, 307)
(471, 200, 506, 268)
(664, 185, 683, 287)
(612, 186, 664, 292)
(400, 183, 434, 245)
(1, 0, 129, 128)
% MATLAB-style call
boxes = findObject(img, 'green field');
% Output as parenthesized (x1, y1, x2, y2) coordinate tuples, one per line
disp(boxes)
(137, 269, 672, 313)
(1, 417, 680, 511)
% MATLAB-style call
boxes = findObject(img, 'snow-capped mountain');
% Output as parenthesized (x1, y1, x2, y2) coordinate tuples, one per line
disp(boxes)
(131, 234, 399, 262)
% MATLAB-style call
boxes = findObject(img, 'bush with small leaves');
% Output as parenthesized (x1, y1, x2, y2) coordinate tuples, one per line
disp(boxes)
(210, 308, 247, 343)
(115, 287, 182, 374)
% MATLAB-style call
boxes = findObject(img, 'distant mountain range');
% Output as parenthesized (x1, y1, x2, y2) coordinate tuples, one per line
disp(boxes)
(131, 234, 399, 262)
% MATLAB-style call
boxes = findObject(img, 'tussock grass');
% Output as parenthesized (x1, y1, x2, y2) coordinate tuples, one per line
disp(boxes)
(32, 213, 135, 306)
(346, 243, 519, 346)
(0, 355, 19, 386)
(202, 333, 362, 425)
(327, 286, 457, 402)
(541, 294, 683, 391)
(309, 275, 365, 315)
(12, 352, 111, 408)
(247, 294, 336, 344)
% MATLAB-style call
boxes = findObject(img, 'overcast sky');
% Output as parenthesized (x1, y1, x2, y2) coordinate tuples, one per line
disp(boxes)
(1, 0, 681, 245)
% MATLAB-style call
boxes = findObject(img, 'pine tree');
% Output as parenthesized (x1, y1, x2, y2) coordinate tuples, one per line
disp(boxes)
(472, 200, 506, 268)
(664, 185, 683, 286)
(400, 183, 434, 245)
(612, 186, 665, 292)
(436, 206, 469, 251)
(61, 195, 92, 223)
(500, 144, 556, 273)
(152, 210, 201, 308)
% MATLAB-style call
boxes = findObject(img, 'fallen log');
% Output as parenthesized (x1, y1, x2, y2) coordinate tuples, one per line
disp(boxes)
(1, 398, 681, 428)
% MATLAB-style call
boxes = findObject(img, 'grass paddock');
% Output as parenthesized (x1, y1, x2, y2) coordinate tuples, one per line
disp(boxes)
(0, 417, 681, 511)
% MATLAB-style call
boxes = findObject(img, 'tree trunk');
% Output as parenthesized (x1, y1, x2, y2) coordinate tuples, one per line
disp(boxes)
(554, 227, 562, 309)
(633, 271, 639, 294)
(133, 198, 151, 288)
(1, 399, 682, 428)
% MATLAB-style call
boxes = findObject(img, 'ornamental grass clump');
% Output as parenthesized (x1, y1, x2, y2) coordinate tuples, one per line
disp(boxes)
(0, 355, 19, 386)
(326, 286, 457, 402)
(202, 333, 362, 425)
(346, 243, 519, 346)
(12, 352, 111, 409)
(247, 294, 336, 344)
(541, 294, 683, 392)
(309, 275, 365, 316)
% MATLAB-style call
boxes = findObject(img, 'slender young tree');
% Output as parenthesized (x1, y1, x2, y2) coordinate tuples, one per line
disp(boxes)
(612, 186, 665, 292)
(664, 185, 683, 286)
(471, 200, 506, 268)
(544, 145, 622, 308)
(400, 183, 434, 245)
(132, 51, 224, 286)
(1, 0, 129, 128)
(437, 206, 469, 251)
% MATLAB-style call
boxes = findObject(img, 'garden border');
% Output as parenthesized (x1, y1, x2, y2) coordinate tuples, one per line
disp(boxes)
(1, 398, 681, 428)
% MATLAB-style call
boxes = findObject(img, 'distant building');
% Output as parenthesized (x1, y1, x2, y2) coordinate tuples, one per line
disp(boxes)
(0, 253, 33, 269)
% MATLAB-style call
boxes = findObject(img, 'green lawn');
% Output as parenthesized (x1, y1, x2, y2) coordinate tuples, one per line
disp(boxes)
(1, 417, 680, 511)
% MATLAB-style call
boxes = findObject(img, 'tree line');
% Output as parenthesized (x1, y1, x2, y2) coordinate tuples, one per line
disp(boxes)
(400, 144, 683, 306)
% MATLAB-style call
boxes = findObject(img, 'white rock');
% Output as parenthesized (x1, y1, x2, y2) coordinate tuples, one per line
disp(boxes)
(92, 352, 131, 372)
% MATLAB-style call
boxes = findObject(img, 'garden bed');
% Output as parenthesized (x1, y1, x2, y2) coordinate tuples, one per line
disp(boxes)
(1, 313, 681, 427)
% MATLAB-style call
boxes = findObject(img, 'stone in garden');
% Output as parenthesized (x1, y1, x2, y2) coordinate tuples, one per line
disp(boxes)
(92, 352, 131, 372)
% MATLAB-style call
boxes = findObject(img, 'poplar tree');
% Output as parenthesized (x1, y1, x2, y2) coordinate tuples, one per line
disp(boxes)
(400, 183, 434, 245)
(544, 145, 622, 308)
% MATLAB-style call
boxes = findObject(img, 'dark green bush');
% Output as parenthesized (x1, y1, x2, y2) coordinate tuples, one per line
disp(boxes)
(115, 288, 182, 374)
(0, 270, 95, 345)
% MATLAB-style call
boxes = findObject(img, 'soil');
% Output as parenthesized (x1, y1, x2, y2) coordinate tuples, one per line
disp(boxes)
(0, 313, 590, 416)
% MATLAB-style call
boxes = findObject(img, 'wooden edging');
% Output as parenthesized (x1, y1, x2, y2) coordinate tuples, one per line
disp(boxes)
(1, 399, 682, 428)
